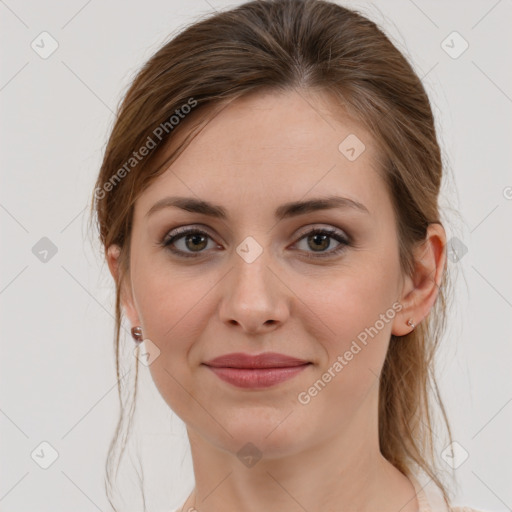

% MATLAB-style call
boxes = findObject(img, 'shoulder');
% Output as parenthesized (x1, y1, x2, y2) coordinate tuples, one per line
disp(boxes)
(407, 471, 486, 512)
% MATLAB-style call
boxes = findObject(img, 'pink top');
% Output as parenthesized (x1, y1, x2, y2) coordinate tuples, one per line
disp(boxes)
(173, 472, 485, 512)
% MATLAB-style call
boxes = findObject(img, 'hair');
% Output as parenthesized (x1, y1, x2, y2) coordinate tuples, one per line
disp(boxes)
(89, 0, 456, 509)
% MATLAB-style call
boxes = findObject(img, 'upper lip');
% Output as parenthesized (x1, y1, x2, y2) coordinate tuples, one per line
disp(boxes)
(203, 352, 310, 369)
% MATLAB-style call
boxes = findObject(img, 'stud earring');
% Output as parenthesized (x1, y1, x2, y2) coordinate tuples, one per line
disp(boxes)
(131, 326, 144, 343)
(407, 319, 415, 330)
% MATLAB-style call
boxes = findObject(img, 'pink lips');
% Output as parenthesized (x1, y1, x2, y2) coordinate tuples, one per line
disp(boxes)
(202, 352, 311, 389)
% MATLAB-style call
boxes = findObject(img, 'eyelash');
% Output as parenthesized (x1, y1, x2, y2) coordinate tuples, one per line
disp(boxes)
(160, 225, 350, 260)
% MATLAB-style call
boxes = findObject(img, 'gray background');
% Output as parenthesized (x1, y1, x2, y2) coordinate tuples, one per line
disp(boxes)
(1, 0, 511, 511)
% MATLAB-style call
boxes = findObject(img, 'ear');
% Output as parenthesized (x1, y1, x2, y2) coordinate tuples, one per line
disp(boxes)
(106, 244, 141, 328)
(391, 223, 447, 336)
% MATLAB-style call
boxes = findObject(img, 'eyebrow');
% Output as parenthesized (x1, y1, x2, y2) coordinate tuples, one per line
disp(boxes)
(145, 195, 370, 221)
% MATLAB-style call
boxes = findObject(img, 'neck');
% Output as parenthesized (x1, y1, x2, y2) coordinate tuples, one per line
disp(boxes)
(179, 403, 418, 512)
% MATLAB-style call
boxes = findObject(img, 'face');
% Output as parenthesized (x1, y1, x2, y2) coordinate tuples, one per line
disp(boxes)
(110, 88, 412, 458)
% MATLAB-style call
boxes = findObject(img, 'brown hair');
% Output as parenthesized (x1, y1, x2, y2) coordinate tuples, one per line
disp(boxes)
(89, 0, 455, 508)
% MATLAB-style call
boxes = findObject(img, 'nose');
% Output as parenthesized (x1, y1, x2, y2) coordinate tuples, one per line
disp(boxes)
(218, 247, 290, 334)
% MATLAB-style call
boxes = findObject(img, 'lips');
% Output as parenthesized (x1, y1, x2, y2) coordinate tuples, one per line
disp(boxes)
(202, 352, 311, 389)
(203, 352, 310, 369)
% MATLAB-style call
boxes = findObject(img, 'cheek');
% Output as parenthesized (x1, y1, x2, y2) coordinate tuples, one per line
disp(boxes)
(305, 256, 401, 372)
(133, 253, 217, 344)
(297, 279, 397, 428)
(133, 263, 219, 419)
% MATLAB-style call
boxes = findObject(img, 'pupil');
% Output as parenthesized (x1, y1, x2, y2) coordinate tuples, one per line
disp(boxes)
(187, 234, 207, 251)
(309, 234, 329, 251)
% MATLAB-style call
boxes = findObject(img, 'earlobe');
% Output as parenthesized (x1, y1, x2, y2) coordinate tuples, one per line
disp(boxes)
(391, 223, 447, 337)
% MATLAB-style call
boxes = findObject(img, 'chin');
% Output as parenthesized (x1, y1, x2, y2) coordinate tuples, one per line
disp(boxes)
(208, 411, 310, 459)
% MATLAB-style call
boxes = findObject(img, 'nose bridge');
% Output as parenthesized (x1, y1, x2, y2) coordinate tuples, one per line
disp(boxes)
(218, 234, 289, 331)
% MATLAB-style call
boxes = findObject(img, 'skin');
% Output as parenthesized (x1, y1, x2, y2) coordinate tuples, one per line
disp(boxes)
(107, 88, 446, 512)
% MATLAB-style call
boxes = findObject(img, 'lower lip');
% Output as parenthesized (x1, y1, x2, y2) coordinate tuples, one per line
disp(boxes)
(204, 364, 310, 388)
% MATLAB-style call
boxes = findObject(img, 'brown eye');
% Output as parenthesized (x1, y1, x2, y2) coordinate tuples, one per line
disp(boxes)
(162, 228, 218, 258)
(307, 232, 331, 252)
(183, 232, 208, 252)
(294, 227, 349, 259)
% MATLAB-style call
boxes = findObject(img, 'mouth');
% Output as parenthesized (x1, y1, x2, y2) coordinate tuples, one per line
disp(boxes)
(202, 352, 312, 389)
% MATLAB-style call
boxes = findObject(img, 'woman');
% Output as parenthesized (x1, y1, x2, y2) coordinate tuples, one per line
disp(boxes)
(90, 0, 483, 510)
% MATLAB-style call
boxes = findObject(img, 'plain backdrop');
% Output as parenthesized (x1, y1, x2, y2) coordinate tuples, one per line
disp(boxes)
(1, 0, 511, 511)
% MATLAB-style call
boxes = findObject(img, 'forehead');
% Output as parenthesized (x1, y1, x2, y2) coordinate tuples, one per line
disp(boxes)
(135, 89, 386, 219)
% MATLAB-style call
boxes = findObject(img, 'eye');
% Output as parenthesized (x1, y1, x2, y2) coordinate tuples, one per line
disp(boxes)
(161, 226, 220, 258)
(293, 227, 349, 259)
